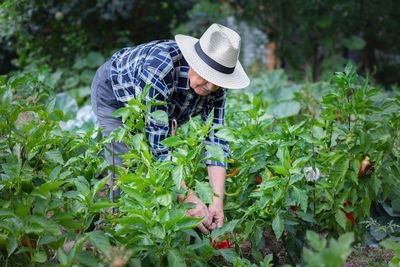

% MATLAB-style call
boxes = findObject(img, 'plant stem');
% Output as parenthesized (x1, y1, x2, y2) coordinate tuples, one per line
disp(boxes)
(279, 171, 292, 214)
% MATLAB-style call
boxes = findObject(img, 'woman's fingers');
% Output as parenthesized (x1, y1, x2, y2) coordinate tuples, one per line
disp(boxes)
(197, 223, 208, 234)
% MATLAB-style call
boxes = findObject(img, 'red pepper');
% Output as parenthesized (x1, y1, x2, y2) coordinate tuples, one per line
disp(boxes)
(255, 174, 262, 184)
(226, 168, 238, 177)
(345, 212, 354, 228)
(210, 235, 231, 258)
(358, 156, 374, 178)
(22, 237, 36, 256)
(255, 172, 274, 184)
(342, 201, 354, 228)
(290, 205, 301, 220)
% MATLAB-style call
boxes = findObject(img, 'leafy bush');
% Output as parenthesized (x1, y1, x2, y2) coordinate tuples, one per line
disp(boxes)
(234, 0, 400, 85)
(303, 231, 354, 267)
(1, 64, 399, 265)
(220, 64, 400, 263)
(0, 71, 109, 265)
(0, 0, 196, 71)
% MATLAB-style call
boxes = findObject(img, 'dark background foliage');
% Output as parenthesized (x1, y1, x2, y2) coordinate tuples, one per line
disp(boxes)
(234, 0, 400, 85)
(0, 0, 195, 71)
(1, 0, 400, 86)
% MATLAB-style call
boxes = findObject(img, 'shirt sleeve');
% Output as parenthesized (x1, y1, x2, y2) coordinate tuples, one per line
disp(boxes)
(202, 88, 230, 168)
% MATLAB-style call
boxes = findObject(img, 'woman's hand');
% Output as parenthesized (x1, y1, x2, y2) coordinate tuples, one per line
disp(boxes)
(207, 198, 224, 230)
(184, 193, 211, 233)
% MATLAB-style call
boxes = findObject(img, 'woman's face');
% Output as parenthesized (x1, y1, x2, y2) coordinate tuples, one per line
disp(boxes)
(188, 67, 220, 96)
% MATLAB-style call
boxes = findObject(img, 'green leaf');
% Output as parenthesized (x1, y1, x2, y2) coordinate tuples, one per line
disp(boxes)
(44, 149, 64, 164)
(160, 136, 186, 148)
(174, 216, 203, 231)
(343, 36, 366, 50)
(64, 76, 79, 89)
(366, 87, 382, 98)
(344, 63, 354, 76)
(55, 93, 78, 121)
(46, 97, 56, 114)
(75, 251, 99, 266)
(92, 175, 110, 199)
(167, 249, 186, 267)
(218, 248, 237, 263)
(6, 234, 17, 257)
(337, 232, 354, 250)
(34, 180, 64, 196)
(292, 155, 312, 168)
(156, 193, 172, 207)
(205, 109, 214, 130)
(32, 251, 47, 263)
(49, 166, 62, 180)
(73, 58, 87, 70)
(162, 208, 186, 231)
(195, 181, 214, 205)
(37, 235, 57, 245)
(149, 225, 165, 239)
(214, 128, 236, 142)
(80, 69, 96, 85)
(272, 214, 284, 240)
(172, 165, 184, 188)
(242, 220, 256, 241)
(89, 230, 110, 256)
(57, 248, 68, 266)
(337, 158, 349, 187)
(74, 180, 90, 197)
(261, 254, 274, 266)
(1, 88, 12, 111)
(380, 239, 400, 252)
(85, 52, 105, 68)
(150, 100, 168, 106)
(276, 146, 289, 166)
(205, 145, 225, 163)
(335, 209, 348, 230)
(270, 164, 288, 176)
(150, 110, 168, 124)
(211, 219, 239, 240)
(112, 107, 132, 122)
(0, 210, 17, 218)
(306, 230, 326, 251)
(121, 186, 147, 204)
(267, 101, 300, 119)
(292, 187, 308, 212)
(89, 199, 115, 212)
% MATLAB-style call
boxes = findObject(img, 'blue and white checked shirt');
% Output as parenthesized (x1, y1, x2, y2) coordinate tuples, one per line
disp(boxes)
(110, 40, 229, 168)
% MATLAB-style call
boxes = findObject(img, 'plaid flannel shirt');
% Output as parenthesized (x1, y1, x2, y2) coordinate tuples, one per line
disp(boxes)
(110, 40, 229, 168)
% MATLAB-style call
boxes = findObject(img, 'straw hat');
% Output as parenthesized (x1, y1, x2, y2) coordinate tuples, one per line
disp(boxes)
(175, 23, 250, 89)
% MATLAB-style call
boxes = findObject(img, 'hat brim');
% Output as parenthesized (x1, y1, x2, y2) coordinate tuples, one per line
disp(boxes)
(175, 34, 250, 89)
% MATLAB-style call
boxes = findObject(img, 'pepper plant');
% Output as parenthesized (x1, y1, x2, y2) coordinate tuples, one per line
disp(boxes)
(0, 71, 112, 266)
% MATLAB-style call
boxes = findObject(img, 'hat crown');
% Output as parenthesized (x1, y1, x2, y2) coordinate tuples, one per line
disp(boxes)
(198, 24, 240, 68)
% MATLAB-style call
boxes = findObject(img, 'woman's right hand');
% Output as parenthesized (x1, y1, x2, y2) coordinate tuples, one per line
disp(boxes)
(184, 193, 211, 234)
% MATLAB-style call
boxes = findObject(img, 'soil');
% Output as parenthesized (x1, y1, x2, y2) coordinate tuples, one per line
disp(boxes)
(344, 245, 394, 267)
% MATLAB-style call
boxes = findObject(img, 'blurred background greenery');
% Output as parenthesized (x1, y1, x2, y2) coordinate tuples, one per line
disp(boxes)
(1, 0, 399, 105)
(2, 0, 400, 85)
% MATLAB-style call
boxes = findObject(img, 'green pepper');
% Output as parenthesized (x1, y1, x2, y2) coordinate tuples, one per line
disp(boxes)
(225, 185, 241, 197)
